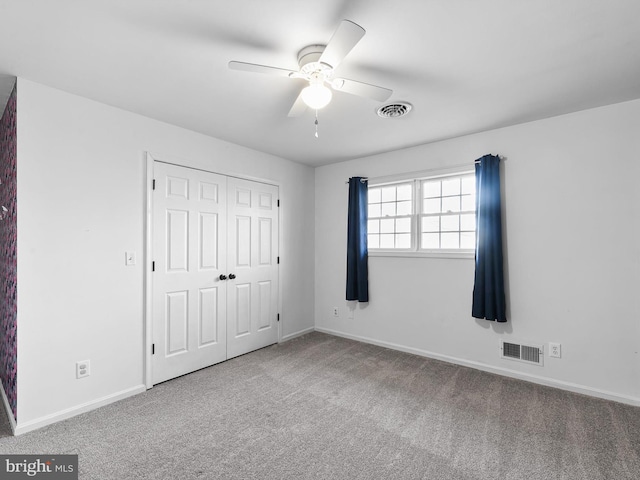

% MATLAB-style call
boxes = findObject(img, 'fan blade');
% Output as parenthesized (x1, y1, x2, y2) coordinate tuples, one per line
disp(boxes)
(228, 61, 296, 78)
(332, 78, 392, 102)
(288, 91, 307, 117)
(318, 20, 365, 69)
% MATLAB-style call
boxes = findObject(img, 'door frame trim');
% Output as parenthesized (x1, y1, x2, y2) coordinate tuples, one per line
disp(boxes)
(143, 151, 283, 389)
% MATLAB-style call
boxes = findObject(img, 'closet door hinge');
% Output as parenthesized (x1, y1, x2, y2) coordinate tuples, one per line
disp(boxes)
(152, 179, 156, 190)
(152, 343, 155, 355)
(277, 199, 280, 207)
(277, 313, 280, 322)
(277, 257, 280, 264)
(152, 261, 155, 272)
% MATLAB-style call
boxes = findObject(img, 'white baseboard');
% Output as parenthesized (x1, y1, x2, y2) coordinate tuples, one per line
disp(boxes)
(0, 382, 17, 435)
(13, 385, 146, 436)
(315, 327, 640, 407)
(281, 327, 315, 343)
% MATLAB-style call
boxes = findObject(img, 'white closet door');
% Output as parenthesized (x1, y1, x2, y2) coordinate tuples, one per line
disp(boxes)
(152, 162, 228, 384)
(226, 177, 279, 359)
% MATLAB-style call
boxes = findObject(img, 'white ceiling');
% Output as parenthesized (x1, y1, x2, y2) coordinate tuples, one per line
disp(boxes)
(1, 0, 639, 166)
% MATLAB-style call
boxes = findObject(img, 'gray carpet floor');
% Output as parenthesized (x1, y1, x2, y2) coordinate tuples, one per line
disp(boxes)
(1, 332, 639, 479)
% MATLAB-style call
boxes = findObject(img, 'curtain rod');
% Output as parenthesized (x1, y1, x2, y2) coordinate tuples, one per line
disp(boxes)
(344, 155, 506, 184)
(474, 154, 506, 164)
(440, 154, 507, 171)
(345, 177, 368, 184)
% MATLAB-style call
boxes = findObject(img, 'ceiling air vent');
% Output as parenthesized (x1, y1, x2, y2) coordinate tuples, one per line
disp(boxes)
(376, 102, 412, 118)
(500, 340, 543, 366)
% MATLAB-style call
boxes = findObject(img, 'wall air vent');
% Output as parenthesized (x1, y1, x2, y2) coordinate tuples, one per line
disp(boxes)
(500, 340, 543, 366)
(376, 102, 412, 118)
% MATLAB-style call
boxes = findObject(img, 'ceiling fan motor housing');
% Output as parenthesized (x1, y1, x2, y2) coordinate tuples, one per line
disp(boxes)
(297, 45, 332, 75)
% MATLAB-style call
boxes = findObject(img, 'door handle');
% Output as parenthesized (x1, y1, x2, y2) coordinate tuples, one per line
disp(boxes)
(219, 274, 227, 281)
(228, 273, 236, 280)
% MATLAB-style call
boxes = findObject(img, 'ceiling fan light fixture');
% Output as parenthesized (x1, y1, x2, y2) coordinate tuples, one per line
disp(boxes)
(301, 83, 332, 109)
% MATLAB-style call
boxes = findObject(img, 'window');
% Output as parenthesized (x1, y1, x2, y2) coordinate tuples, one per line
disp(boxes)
(367, 182, 413, 249)
(421, 173, 476, 250)
(368, 170, 476, 257)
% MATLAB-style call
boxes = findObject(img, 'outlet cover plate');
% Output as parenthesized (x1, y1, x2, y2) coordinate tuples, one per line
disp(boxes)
(76, 360, 91, 378)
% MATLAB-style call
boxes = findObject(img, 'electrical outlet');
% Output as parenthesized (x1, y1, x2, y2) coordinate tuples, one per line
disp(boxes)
(332, 307, 339, 317)
(549, 342, 561, 358)
(76, 360, 91, 379)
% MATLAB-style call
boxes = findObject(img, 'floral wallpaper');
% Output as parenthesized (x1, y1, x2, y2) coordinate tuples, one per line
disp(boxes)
(0, 83, 17, 421)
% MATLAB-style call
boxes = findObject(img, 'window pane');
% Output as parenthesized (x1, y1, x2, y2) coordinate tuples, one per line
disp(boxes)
(369, 188, 381, 203)
(380, 218, 395, 234)
(442, 178, 460, 196)
(380, 234, 394, 249)
(421, 233, 439, 249)
(461, 194, 475, 212)
(442, 196, 460, 213)
(460, 214, 475, 231)
(396, 217, 411, 233)
(441, 232, 460, 248)
(423, 198, 441, 214)
(381, 186, 396, 202)
(368, 234, 380, 249)
(441, 215, 459, 232)
(397, 184, 412, 201)
(423, 180, 441, 198)
(368, 203, 381, 218)
(461, 175, 475, 194)
(421, 216, 439, 232)
(460, 232, 475, 249)
(396, 234, 411, 249)
(381, 202, 396, 217)
(396, 200, 412, 216)
(368, 219, 380, 234)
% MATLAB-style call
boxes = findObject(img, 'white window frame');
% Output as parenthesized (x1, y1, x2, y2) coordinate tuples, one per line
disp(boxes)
(367, 166, 476, 259)
(367, 181, 415, 251)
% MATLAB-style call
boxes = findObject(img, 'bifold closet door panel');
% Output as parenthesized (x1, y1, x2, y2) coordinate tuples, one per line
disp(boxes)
(226, 176, 279, 359)
(152, 162, 228, 385)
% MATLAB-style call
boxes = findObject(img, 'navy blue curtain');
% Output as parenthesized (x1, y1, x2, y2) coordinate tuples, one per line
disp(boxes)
(472, 155, 506, 322)
(346, 177, 369, 302)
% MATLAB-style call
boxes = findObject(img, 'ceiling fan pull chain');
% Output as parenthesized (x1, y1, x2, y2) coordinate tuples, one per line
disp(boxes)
(315, 110, 319, 138)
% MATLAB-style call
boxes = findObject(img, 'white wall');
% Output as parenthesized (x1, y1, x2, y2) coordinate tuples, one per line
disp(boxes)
(15, 78, 315, 432)
(315, 99, 640, 404)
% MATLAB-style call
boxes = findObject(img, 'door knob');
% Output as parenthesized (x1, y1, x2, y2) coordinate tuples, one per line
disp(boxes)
(229, 273, 236, 280)
(219, 274, 227, 281)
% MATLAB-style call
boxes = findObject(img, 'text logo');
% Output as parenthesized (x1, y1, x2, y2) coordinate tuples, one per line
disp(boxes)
(0, 455, 78, 479)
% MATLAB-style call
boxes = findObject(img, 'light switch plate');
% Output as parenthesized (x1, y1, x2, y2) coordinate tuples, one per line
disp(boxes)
(125, 251, 136, 266)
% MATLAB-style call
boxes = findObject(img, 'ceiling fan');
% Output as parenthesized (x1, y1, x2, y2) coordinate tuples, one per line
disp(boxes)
(228, 20, 393, 117)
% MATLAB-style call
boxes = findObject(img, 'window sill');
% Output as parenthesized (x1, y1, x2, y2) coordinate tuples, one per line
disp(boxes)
(369, 250, 475, 260)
